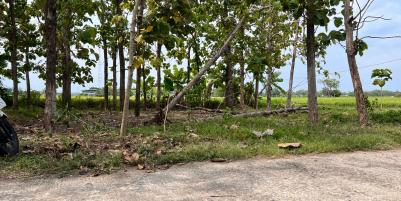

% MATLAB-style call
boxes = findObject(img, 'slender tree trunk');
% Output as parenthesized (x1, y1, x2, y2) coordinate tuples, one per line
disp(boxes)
(287, 23, 300, 108)
(222, 4, 235, 108)
(112, 46, 117, 110)
(156, 43, 162, 111)
(142, 64, 147, 110)
(135, 0, 145, 117)
(134, 60, 141, 117)
(119, 42, 125, 111)
(161, 16, 245, 116)
(193, 35, 201, 72)
(61, 44, 72, 109)
(187, 45, 191, 83)
(266, 68, 273, 112)
(7, 0, 18, 109)
(25, 47, 31, 107)
(120, 0, 141, 137)
(206, 80, 214, 99)
(254, 73, 259, 112)
(306, 5, 318, 123)
(103, 38, 109, 110)
(115, 0, 125, 111)
(44, 0, 57, 133)
(239, 27, 245, 108)
(344, 0, 368, 126)
(61, 10, 72, 109)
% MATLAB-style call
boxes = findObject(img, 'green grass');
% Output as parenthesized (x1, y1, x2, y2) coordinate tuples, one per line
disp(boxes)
(129, 107, 401, 165)
(1, 96, 400, 177)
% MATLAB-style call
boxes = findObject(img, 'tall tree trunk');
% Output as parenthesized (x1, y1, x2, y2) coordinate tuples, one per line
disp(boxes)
(344, 0, 368, 126)
(134, 57, 141, 117)
(306, 5, 318, 123)
(25, 47, 31, 107)
(254, 73, 259, 112)
(61, 9, 72, 109)
(115, 0, 125, 111)
(112, 46, 117, 110)
(119, 48, 125, 111)
(120, 0, 141, 137)
(103, 38, 109, 110)
(222, 3, 235, 108)
(156, 43, 162, 111)
(61, 46, 72, 109)
(266, 68, 273, 112)
(135, 0, 145, 117)
(44, 0, 57, 133)
(186, 45, 191, 83)
(7, 0, 18, 109)
(61, 38, 72, 109)
(287, 23, 300, 108)
(239, 28, 245, 108)
(161, 16, 245, 116)
(142, 64, 147, 110)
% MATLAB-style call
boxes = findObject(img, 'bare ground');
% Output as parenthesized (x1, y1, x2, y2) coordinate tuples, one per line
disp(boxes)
(1, 150, 401, 201)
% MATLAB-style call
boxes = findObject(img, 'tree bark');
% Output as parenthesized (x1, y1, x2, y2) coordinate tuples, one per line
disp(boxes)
(239, 27, 245, 108)
(142, 64, 147, 110)
(25, 47, 31, 107)
(186, 45, 191, 83)
(44, 0, 57, 133)
(156, 43, 162, 111)
(115, 0, 125, 111)
(306, 5, 318, 123)
(206, 80, 214, 99)
(120, 0, 141, 137)
(222, 3, 235, 108)
(61, 33, 72, 109)
(254, 73, 259, 112)
(7, 0, 18, 109)
(135, 0, 145, 117)
(287, 23, 300, 108)
(161, 16, 245, 116)
(102, 38, 109, 110)
(344, 0, 369, 126)
(112, 46, 117, 110)
(266, 68, 273, 112)
(61, 8, 72, 109)
(118, 30, 125, 111)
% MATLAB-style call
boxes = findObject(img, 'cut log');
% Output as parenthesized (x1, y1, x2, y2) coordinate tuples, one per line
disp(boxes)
(233, 107, 308, 118)
(176, 104, 224, 113)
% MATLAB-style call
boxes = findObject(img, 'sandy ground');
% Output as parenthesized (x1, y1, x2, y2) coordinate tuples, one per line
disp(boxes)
(1, 150, 401, 201)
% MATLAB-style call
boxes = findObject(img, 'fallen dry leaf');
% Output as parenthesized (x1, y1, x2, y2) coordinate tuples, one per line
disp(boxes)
(123, 151, 140, 164)
(137, 164, 145, 170)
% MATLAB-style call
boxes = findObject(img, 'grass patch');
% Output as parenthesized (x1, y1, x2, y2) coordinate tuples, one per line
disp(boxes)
(145, 112, 401, 165)
(1, 96, 401, 178)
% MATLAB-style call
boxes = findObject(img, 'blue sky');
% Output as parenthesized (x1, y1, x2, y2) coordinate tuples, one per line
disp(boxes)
(3, 0, 401, 93)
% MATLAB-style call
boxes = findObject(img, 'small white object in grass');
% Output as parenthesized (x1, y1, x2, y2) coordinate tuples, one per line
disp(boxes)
(252, 129, 274, 137)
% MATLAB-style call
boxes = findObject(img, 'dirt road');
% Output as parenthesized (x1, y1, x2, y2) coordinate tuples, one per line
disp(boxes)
(1, 150, 401, 201)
